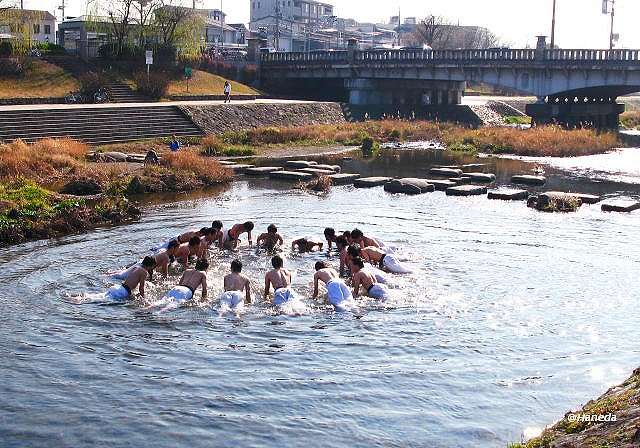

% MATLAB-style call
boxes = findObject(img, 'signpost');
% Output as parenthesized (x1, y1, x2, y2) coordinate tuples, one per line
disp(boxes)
(145, 50, 153, 82)
(184, 66, 193, 93)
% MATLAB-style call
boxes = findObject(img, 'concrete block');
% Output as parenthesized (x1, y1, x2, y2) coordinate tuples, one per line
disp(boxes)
(218, 161, 238, 166)
(328, 173, 361, 185)
(446, 185, 488, 196)
(461, 163, 487, 171)
(269, 170, 314, 182)
(424, 179, 457, 191)
(229, 164, 255, 174)
(384, 178, 435, 195)
(286, 160, 318, 169)
(353, 177, 393, 188)
(488, 189, 529, 201)
(465, 172, 496, 183)
(314, 164, 341, 173)
(601, 200, 640, 213)
(512, 175, 547, 186)
(545, 191, 601, 205)
(430, 167, 464, 177)
(299, 168, 336, 177)
(245, 166, 284, 176)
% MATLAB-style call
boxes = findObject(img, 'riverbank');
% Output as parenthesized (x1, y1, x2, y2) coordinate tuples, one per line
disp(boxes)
(512, 367, 640, 447)
(0, 138, 231, 246)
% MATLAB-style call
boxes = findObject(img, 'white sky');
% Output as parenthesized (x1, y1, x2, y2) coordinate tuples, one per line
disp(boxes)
(23, 0, 640, 49)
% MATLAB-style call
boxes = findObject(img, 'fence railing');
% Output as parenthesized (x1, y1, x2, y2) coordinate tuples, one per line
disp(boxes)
(261, 48, 640, 65)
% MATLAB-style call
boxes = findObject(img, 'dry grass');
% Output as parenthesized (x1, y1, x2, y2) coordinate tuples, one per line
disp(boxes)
(0, 138, 91, 182)
(0, 60, 79, 98)
(621, 111, 640, 129)
(165, 70, 258, 97)
(297, 175, 332, 194)
(162, 150, 233, 184)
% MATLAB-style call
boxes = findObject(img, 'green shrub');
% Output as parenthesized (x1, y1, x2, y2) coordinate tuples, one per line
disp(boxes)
(448, 142, 478, 153)
(34, 42, 66, 55)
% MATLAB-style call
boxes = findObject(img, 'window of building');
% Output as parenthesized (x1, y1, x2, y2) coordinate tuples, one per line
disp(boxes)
(33, 24, 40, 34)
(44, 24, 51, 35)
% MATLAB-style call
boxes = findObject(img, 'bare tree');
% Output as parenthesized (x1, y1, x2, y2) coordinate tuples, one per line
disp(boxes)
(133, 0, 161, 47)
(153, 1, 193, 45)
(107, 0, 136, 57)
(410, 15, 452, 49)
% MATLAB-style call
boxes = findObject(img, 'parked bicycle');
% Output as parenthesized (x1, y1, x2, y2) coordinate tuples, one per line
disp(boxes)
(64, 91, 84, 104)
(93, 87, 110, 104)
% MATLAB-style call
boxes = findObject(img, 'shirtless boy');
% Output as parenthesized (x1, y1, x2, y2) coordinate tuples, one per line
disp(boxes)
(347, 245, 412, 274)
(312, 261, 354, 311)
(220, 259, 252, 309)
(106, 256, 155, 301)
(264, 255, 296, 305)
(351, 257, 389, 300)
(324, 228, 338, 251)
(154, 240, 180, 278)
(163, 258, 209, 304)
(256, 224, 284, 251)
(222, 221, 254, 250)
(291, 238, 323, 253)
(175, 236, 204, 266)
(351, 228, 381, 249)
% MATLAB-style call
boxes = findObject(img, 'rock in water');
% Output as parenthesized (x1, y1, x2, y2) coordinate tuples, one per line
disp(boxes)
(269, 171, 313, 182)
(512, 174, 547, 186)
(328, 173, 360, 185)
(353, 177, 393, 188)
(245, 166, 283, 176)
(487, 189, 529, 201)
(384, 178, 435, 195)
(286, 160, 317, 169)
(446, 185, 488, 196)
(529, 192, 582, 212)
(601, 200, 640, 213)
(429, 167, 464, 178)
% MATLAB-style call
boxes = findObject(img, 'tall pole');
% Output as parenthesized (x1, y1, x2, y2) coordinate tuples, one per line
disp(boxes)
(550, 0, 556, 49)
(220, 0, 223, 48)
(609, 0, 616, 50)
(274, 0, 280, 50)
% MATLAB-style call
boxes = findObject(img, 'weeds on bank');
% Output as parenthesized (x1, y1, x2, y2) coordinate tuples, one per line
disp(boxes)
(620, 111, 640, 129)
(200, 135, 256, 157)
(162, 150, 233, 184)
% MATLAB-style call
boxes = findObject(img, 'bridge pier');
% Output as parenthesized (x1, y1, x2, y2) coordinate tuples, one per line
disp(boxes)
(526, 96, 625, 130)
(345, 79, 465, 108)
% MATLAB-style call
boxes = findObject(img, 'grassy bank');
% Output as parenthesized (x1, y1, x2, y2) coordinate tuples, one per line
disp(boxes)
(510, 368, 640, 448)
(0, 59, 79, 98)
(196, 121, 620, 158)
(165, 69, 258, 97)
(0, 138, 231, 246)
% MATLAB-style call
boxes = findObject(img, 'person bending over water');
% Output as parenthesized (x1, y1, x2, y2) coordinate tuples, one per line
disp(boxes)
(154, 240, 180, 278)
(155, 227, 206, 251)
(210, 220, 224, 247)
(106, 256, 156, 301)
(257, 224, 284, 251)
(222, 221, 254, 250)
(220, 259, 252, 310)
(264, 255, 297, 305)
(347, 245, 412, 274)
(351, 257, 389, 300)
(351, 228, 381, 249)
(312, 261, 355, 311)
(324, 228, 338, 251)
(175, 236, 205, 266)
(162, 259, 209, 305)
(291, 238, 323, 253)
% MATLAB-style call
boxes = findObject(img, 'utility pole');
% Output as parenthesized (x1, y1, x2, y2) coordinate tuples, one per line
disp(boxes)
(609, 0, 616, 50)
(550, 0, 557, 49)
(58, 0, 65, 21)
(220, 0, 224, 49)
(396, 7, 401, 47)
(274, 0, 280, 51)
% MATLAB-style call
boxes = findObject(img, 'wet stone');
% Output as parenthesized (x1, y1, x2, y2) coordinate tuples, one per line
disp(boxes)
(218, 161, 237, 166)
(425, 179, 457, 191)
(314, 164, 341, 173)
(328, 173, 361, 185)
(245, 166, 283, 176)
(601, 200, 640, 213)
(461, 163, 487, 171)
(286, 160, 318, 169)
(512, 175, 547, 186)
(298, 168, 336, 177)
(465, 172, 496, 183)
(487, 189, 529, 201)
(446, 185, 489, 196)
(430, 167, 464, 178)
(353, 177, 393, 188)
(229, 164, 254, 174)
(269, 171, 314, 182)
(384, 178, 435, 195)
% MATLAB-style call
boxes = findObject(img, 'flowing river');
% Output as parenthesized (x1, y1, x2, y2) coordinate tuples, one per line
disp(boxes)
(1, 147, 639, 447)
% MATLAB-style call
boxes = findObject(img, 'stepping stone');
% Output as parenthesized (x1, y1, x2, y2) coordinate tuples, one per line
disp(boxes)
(512, 175, 547, 186)
(465, 172, 496, 183)
(461, 163, 487, 171)
(286, 160, 318, 169)
(299, 168, 336, 177)
(229, 164, 254, 174)
(328, 173, 361, 185)
(545, 191, 601, 205)
(430, 167, 463, 177)
(245, 166, 283, 176)
(314, 164, 341, 173)
(353, 177, 392, 188)
(218, 161, 238, 166)
(126, 154, 146, 163)
(488, 189, 529, 201)
(433, 165, 461, 169)
(601, 200, 640, 213)
(384, 178, 435, 195)
(446, 185, 488, 196)
(424, 179, 457, 191)
(101, 151, 128, 162)
(269, 171, 313, 182)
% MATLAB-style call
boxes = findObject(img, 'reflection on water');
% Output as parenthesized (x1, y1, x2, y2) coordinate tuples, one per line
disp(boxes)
(1, 147, 639, 447)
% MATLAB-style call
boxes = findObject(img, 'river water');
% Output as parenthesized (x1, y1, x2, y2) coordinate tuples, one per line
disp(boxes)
(1, 147, 639, 447)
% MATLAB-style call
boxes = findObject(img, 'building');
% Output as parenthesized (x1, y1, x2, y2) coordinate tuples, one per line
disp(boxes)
(57, 16, 112, 60)
(0, 9, 56, 44)
(249, 0, 335, 51)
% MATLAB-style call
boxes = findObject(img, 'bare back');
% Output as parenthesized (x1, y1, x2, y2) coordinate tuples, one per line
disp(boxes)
(267, 268, 291, 290)
(180, 269, 207, 294)
(224, 273, 249, 292)
(316, 268, 339, 285)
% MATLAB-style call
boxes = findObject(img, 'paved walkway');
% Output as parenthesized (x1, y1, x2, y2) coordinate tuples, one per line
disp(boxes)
(0, 99, 319, 112)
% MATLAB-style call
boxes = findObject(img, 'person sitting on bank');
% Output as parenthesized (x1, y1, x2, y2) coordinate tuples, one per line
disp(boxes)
(256, 224, 284, 251)
(223, 81, 232, 103)
(106, 256, 156, 301)
(291, 238, 323, 253)
(351, 257, 389, 300)
(169, 135, 181, 152)
(222, 221, 255, 250)
(220, 259, 252, 310)
(144, 150, 159, 165)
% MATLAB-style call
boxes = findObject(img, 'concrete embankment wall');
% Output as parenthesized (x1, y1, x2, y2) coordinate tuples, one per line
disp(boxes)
(180, 102, 347, 135)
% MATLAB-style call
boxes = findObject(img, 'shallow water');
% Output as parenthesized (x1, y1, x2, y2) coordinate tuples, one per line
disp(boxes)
(1, 149, 640, 447)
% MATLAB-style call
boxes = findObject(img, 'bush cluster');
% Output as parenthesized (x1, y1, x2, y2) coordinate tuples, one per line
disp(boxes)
(78, 71, 110, 98)
(133, 71, 171, 99)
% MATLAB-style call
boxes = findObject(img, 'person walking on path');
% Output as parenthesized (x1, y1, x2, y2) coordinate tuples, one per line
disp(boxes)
(223, 81, 232, 103)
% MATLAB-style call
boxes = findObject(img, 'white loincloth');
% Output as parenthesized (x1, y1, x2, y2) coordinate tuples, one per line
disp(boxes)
(105, 284, 131, 301)
(164, 285, 193, 303)
(326, 279, 355, 311)
(220, 291, 245, 309)
(381, 254, 412, 274)
(367, 283, 389, 300)
(273, 287, 295, 306)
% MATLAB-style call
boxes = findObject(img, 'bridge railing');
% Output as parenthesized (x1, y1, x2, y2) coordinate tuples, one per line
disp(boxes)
(261, 48, 640, 65)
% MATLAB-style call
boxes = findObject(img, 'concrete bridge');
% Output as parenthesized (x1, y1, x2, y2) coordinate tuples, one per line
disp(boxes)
(259, 40, 640, 127)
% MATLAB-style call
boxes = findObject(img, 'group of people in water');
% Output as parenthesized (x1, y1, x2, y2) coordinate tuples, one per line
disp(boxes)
(103, 220, 413, 313)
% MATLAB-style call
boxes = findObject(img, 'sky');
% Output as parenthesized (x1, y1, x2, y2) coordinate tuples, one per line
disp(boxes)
(23, 0, 640, 49)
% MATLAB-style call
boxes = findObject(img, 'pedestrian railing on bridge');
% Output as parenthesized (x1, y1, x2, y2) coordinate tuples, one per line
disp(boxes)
(261, 48, 640, 66)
